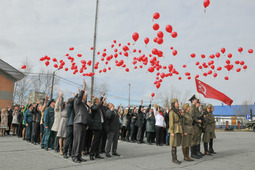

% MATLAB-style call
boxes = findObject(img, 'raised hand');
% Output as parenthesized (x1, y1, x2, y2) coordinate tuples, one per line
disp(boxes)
(141, 100, 143, 105)
(102, 91, 105, 96)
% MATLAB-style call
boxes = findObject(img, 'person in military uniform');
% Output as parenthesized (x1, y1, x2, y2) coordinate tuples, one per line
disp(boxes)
(169, 98, 183, 165)
(189, 95, 203, 159)
(202, 104, 215, 155)
(182, 103, 194, 161)
(43, 99, 56, 151)
(206, 105, 216, 154)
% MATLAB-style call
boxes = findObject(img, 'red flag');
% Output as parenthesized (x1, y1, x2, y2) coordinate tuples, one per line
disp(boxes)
(195, 78, 233, 106)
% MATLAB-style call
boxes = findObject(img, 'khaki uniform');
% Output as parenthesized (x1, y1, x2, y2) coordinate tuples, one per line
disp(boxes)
(169, 110, 183, 147)
(190, 104, 202, 145)
(203, 111, 216, 142)
(182, 111, 194, 147)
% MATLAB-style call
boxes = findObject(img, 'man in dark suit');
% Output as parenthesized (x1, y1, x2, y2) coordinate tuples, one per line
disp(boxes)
(100, 96, 108, 154)
(89, 94, 105, 160)
(105, 103, 121, 158)
(72, 80, 89, 163)
(136, 100, 145, 144)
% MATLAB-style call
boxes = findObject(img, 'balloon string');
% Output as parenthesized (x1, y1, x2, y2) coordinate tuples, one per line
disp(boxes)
(204, 9, 206, 13)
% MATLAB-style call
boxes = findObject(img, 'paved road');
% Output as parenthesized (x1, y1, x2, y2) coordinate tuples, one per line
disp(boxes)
(0, 132, 255, 170)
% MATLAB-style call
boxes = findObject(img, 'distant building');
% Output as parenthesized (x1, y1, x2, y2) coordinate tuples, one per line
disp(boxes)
(0, 59, 25, 109)
(29, 91, 46, 104)
(213, 104, 255, 129)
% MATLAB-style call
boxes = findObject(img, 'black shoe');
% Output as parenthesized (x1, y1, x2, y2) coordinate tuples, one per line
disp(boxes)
(78, 158, 87, 162)
(105, 153, 111, 158)
(113, 153, 121, 156)
(191, 153, 200, 159)
(72, 158, 81, 163)
(209, 149, 216, 154)
(90, 155, 95, 161)
(95, 155, 104, 159)
(45, 148, 48, 151)
(63, 154, 68, 159)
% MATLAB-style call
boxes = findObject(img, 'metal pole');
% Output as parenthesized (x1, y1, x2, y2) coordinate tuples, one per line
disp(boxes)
(90, 0, 99, 101)
(128, 83, 131, 106)
(50, 71, 55, 100)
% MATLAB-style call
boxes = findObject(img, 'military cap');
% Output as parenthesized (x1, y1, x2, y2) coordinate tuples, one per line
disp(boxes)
(207, 104, 213, 109)
(182, 103, 189, 111)
(189, 94, 198, 102)
(47, 99, 55, 107)
(171, 98, 178, 104)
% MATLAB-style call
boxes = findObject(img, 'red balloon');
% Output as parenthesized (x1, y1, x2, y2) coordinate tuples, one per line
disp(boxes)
(125, 68, 129, 72)
(69, 47, 74, 51)
(153, 23, 160, 31)
(103, 68, 107, 72)
(198, 65, 203, 69)
(21, 65, 26, 69)
(157, 50, 163, 57)
(210, 65, 215, 70)
(65, 68, 68, 71)
(148, 67, 155, 73)
(157, 31, 164, 38)
(163, 66, 167, 69)
(91, 47, 94, 50)
(203, 73, 208, 77)
(227, 53, 232, 58)
(185, 72, 190, 76)
(201, 54, 206, 58)
(236, 68, 241, 72)
(113, 40, 116, 43)
(213, 73, 217, 78)
(172, 50, 177, 56)
(226, 60, 231, 64)
(190, 53, 196, 58)
(151, 93, 155, 97)
(248, 49, 253, 53)
(195, 75, 199, 79)
(224, 76, 229, 80)
(157, 38, 163, 44)
(87, 60, 92, 66)
(165, 25, 173, 33)
(209, 54, 215, 59)
(235, 60, 240, 64)
(171, 32, 178, 38)
(77, 54, 82, 57)
(99, 70, 102, 73)
(195, 62, 200, 66)
(168, 64, 173, 71)
(54, 64, 58, 68)
(124, 52, 129, 57)
(203, 0, 210, 8)
(243, 65, 247, 69)
(122, 45, 129, 51)
(183, 64, 187, 68)
(238, 47, 243, 53)
(215, 52, 220, 58)
(207, 70, 212, 74)
(178, 77, 182, 80)
(132, 32, 139, 42)
(160, 73, 165, 79)
(217, 66, 222, 71)
(134, 66, 137, 69)
(153, 37, 158, 43)
(187, 76, 191, 80)
(111, 44, 114, 48)
(221, 48, 226, 54)
(152, 48, 158, 55)
(170, 47, 174, 50)
(153, 12, 160, 19)
(240, 61, 245, 65)
(45, 61, 50, 66)
(144, 37, 149, 44)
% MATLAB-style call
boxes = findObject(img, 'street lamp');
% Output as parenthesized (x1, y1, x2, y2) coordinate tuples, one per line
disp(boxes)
(50, 68, 60, 100)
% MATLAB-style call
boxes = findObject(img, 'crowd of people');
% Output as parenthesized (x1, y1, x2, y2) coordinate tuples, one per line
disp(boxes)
(0, 80, 217, 165)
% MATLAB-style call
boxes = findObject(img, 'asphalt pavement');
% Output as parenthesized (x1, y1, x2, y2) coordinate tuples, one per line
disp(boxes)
(0, 132, 255, 170)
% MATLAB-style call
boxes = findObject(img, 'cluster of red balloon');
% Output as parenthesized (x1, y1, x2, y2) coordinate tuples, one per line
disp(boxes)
(20, 11, 253, 99)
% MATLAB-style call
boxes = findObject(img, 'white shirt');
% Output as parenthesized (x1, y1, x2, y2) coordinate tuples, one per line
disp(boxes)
(153, 107, 166, 127)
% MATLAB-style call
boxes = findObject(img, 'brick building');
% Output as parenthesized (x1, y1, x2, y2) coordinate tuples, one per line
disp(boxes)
(0, 59, 25, 109)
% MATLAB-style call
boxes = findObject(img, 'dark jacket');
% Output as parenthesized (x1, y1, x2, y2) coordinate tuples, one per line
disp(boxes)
(146, 112, 156, 132)
(135, 105, 144, 127)
(105, 109, 120, 132)
(66, 95, 76, 126)
(17, 111, 24, 124)
(90, 98, 104, 130)
(24, 110, 33, 124)
(73, 90, 89, 125)
(165, 112, 169, 129)
(122, 108, 131, 128)
(44, 106, 55, 128)
(131, 110, 137, 123)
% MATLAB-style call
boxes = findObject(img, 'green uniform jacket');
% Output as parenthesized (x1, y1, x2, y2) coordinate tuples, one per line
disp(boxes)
(44, 106, 55, 128)
(190, 104, 201, 127)
(22, 104, 28, 125)
(204, 112, 214, 133)
(182, 111, 194, 135)
(168, 110, 183, 134)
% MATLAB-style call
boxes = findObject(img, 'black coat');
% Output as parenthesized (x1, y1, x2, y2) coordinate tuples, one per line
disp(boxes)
(90, 98, 104, 130)
(67, 95, 76, 126)
(73, 90, 89, 125)
(105, 109, 120, 132)
(135, 105, 144, 128)
(17, 111, 23, 124)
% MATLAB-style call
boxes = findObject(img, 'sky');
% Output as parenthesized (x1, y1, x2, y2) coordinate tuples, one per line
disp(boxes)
(1, 0, 255, 106)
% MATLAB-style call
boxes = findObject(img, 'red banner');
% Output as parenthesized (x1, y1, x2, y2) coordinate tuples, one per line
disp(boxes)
(195, 78, 233, 106)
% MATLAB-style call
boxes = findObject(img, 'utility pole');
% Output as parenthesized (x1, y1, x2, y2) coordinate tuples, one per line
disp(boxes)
(90, 0, 99, 101)
(50, 69, 59, 100)
(128, 83, 131, 106)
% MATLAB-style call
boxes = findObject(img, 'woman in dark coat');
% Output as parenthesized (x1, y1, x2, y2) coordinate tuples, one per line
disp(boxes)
(146, 108, 155, 145)
(121, 107, 131, 141)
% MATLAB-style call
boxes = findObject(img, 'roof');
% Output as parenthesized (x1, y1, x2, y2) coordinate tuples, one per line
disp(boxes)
(0, 59, 25, 82)
(213, 104, 255, 117)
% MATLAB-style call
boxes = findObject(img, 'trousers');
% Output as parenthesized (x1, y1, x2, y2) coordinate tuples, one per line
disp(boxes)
(105, 131, 119, 154)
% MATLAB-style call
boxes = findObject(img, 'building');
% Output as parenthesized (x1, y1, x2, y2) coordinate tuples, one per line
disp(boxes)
(0, 59, 25, 109)
(213, 104, 255, 129)
(29, 91, 46, 104)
